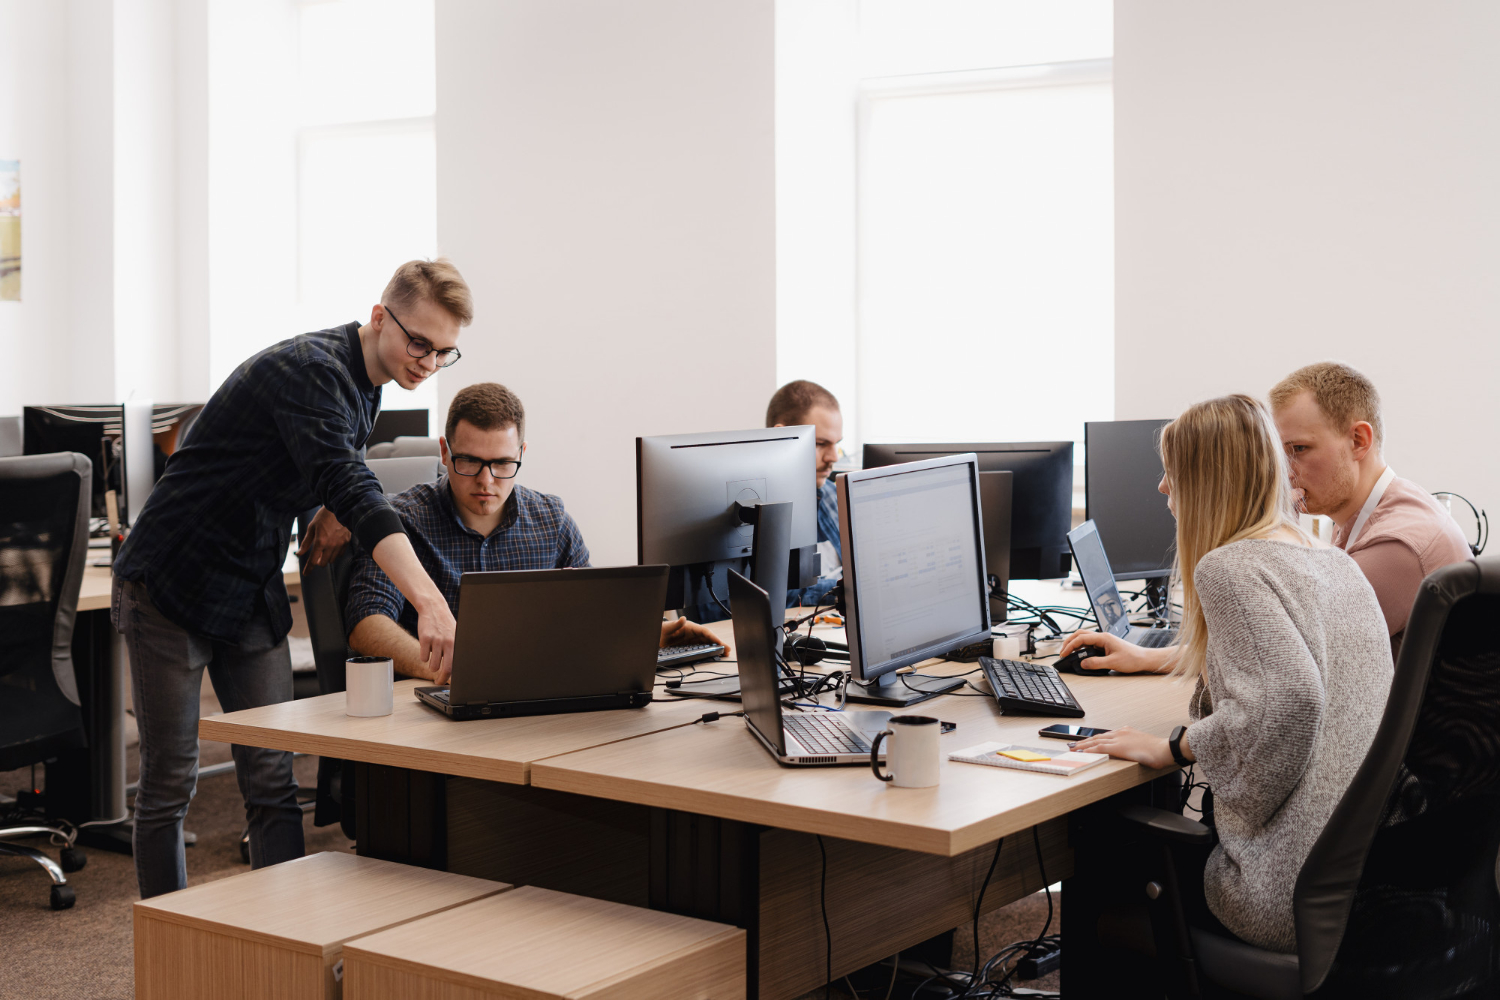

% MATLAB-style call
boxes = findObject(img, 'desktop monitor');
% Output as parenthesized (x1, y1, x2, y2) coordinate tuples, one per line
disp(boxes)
(637, 426, 818, 616)
(24, 403, 203, 526)
(1084, 419, 1175, 582)
(978, 470, 1012, 624)
(863, 441, 1074, 579)
(837, 453, 990, 706)
(370, 408, 429, 447)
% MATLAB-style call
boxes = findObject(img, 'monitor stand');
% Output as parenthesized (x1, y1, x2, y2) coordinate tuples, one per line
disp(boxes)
(1143, 575, 1172, 623)
(843, 670, 964, 708)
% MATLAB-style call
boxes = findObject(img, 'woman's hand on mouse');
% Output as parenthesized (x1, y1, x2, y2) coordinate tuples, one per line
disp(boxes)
(1059, 631, 1174, 674)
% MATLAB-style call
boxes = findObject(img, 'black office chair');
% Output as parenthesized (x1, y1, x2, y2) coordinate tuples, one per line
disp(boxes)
(1114, 555, 1499, 999)
(0, 452, 94, 910)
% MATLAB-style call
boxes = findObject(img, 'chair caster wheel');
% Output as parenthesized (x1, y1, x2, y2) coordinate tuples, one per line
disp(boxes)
(61, 847, 87, 873)
(239, 831, 250, 864)
(50, 884, 76, 910)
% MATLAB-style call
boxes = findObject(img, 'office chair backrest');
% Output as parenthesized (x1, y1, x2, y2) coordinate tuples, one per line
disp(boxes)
(367, 456, 443, 496)
(0, 452, 92, 769)
(368, 436, 440, 460)
(1295, 556, 1497, 993)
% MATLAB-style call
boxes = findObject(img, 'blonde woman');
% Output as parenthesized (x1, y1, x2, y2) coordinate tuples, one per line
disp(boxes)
(1072, 394, 1392, 953)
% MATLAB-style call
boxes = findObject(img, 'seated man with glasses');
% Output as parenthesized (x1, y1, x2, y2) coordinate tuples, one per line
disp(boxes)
(345, 382, 721, 679)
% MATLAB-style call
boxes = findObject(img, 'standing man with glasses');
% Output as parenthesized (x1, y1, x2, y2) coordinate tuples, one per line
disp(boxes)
(112, 258, 473, 898)
(345, 382, 722, 677)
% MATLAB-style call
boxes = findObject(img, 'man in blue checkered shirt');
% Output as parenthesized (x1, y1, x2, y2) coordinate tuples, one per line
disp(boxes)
(345, 383, 721, 676)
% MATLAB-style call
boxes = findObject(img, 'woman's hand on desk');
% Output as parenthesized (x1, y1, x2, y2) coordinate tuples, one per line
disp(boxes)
(661, 617, 728, 653)
(1071, 726, 1179, 769)
(1059, 631, 1173, 674)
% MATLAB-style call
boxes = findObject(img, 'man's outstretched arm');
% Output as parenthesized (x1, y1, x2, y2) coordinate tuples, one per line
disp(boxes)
(349, 613, 438, 682)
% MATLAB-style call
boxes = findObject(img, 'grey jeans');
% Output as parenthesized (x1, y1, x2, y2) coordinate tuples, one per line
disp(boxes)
(113, 578, 305, 898)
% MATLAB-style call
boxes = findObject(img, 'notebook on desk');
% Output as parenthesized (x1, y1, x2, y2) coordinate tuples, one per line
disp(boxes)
(414, 565, 669, 720)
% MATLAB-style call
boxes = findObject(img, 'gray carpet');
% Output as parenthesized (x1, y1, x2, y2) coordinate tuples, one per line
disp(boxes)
(0, 678, 1061, 999)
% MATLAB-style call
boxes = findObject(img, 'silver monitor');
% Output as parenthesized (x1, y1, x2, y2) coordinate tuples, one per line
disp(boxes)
(838, 453, 991, 706)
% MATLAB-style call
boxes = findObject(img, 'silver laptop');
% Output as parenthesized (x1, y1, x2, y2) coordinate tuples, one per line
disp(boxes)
(728, 570, 891, 765)
(415, 565, 668, 720)
(1067, 521, 1177, 649)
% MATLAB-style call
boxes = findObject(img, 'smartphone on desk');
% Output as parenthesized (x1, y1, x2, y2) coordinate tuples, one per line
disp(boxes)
(1039, 724, 1110, 741)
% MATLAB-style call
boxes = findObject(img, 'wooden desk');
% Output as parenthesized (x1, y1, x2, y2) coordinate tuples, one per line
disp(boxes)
(199, 586, 1185, 998)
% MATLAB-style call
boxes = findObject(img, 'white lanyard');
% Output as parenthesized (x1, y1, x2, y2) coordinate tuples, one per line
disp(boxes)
(1344, 466, 1395, 549)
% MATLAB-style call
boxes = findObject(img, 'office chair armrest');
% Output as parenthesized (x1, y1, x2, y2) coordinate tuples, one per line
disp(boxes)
(1119, 804, 1214, 845)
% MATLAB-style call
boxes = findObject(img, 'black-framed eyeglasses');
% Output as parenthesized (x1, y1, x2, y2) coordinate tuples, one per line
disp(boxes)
(451, 454, 522, 479)
(386, 307, 462, 368)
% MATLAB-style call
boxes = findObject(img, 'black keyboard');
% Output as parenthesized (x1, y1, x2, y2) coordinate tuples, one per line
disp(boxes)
(980, 657, 1085, 718)
(784, 713, 870, 755)
(657, 642, 727, 669)
(1135, 628, 1177, 649)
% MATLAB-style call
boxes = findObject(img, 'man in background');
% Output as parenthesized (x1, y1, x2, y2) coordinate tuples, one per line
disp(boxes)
(1269, 361, 1472, 653)
(766, 380, 844, 608)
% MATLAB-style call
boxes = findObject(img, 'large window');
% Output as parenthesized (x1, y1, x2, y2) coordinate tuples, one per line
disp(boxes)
(853, 1, 1113, 476)
(295, 0, 438, 421)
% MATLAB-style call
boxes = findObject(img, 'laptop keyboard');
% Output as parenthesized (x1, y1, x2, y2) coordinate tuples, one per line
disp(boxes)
(1135, 628, 1177, 649)
(427, 688, 450, 704)
(980, 657, 1085, 718)
(657, 642, 727, 669)
(785, 713, 870, 755)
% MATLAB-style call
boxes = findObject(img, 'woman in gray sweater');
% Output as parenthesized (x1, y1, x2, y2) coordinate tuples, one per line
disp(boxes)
(1073, 394, 1392, 953)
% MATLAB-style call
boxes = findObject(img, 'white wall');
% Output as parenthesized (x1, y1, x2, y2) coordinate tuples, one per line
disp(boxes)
(774, 0, 858, 423)
(1116, 1, 1500, 514)
(435, 0, 779, 566)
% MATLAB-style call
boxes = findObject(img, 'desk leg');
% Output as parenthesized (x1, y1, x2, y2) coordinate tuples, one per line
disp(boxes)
(351, 762, 446, 869)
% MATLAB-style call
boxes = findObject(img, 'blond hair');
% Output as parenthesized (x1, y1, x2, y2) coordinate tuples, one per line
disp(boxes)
(381, 257, 474, 327)
(1268, 361, 1383, 447)
(1162, 394, 1309, 679)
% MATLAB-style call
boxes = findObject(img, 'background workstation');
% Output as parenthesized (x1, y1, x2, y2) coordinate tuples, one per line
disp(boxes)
(3, 1, 1499, 999)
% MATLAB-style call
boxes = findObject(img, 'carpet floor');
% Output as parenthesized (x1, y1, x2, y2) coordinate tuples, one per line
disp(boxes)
(0, 680, 1061, 999)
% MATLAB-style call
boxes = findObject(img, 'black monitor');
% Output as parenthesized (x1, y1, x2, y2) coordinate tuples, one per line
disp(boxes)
(837, 454, 989, 707)
(978, 470, 1012, 624)
(863, 441, 1074, 579)
(24, 403, 203, 527)
(1084, 419, 1175, 582)
(636, 427, 819, 617)
(370, 408, 429, 446)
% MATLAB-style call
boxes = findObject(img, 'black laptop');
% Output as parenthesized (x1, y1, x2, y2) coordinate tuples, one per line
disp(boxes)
(415, 565, 669, 720)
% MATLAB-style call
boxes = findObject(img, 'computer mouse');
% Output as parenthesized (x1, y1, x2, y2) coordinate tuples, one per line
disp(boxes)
(1055, 644, 1111, 676)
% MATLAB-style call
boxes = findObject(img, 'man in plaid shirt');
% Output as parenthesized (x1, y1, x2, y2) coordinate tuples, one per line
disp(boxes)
(113, 259, 472, 898)
(346, 383, 720, 676)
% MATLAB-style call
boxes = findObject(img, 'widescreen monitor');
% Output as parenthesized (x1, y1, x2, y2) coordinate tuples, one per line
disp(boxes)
(370, 408, 429, 446)
(1084, 419, 1175, 582)
(863, 441, 1074, 579)
(837, 454, 989, 706)
(637, 426, 818, 616)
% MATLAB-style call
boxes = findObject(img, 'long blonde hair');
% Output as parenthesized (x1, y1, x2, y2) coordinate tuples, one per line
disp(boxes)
(1161, 394, 1308, 679)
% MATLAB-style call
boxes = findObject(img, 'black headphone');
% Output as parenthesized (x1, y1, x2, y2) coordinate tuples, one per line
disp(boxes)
(1433, 492, 1488, 556)
(782, 634, 849, 667)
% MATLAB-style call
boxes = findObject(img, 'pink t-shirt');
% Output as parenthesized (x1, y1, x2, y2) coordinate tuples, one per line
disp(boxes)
(1334, 474, 1473, 642)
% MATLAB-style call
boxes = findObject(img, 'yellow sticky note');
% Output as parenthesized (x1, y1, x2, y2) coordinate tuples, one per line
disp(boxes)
(998, 749, 1050, 762)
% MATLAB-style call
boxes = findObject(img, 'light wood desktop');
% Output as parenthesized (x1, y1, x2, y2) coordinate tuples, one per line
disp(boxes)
(77, 549, 304, 613)
(199, 583, 1185, 998)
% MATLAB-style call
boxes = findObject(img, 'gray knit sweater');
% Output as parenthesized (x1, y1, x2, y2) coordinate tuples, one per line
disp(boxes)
(1185, 539, 1393, 953)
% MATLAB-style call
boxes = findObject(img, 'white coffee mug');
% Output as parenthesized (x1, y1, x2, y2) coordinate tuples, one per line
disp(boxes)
(869, 715, 942, 788)
(346, 656, 394, 717)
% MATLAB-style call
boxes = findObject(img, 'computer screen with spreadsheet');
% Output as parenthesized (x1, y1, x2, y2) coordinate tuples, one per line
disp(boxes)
(838, 454, 991, 693)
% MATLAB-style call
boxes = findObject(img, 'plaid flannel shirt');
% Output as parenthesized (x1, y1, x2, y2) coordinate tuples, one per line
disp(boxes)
(113, 322, 403, 642)
(345, 476, 590, 634)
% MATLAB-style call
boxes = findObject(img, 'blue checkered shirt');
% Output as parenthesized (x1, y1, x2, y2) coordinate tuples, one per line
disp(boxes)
(114, 322, 403, 642)
(345, 475, 590, 634)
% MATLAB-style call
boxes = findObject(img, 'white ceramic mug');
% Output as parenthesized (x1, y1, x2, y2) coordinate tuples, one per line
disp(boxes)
(346, 656, 394, 717)
(869, 715, 941, 788)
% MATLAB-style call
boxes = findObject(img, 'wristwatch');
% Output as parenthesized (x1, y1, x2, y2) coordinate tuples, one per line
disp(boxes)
(1168, 725, 1191, 768)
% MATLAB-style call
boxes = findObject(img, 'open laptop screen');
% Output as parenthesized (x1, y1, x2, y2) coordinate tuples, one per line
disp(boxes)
(1068, 521, 1129, 638)
(728, 570, 786, 755)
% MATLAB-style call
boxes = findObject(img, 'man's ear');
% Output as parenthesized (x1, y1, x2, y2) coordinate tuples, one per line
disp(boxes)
(1349, 421, 1376, 461)
(370, 303, 386, 329)
(439, 436, 451, 463)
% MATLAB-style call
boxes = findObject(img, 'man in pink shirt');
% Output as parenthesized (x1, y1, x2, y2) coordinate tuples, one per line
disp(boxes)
(1269, 362, 1473, 653)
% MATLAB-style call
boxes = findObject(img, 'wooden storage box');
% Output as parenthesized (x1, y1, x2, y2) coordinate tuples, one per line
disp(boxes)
(343, 884, 746, 999)
(134, 852, 509, 1000)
